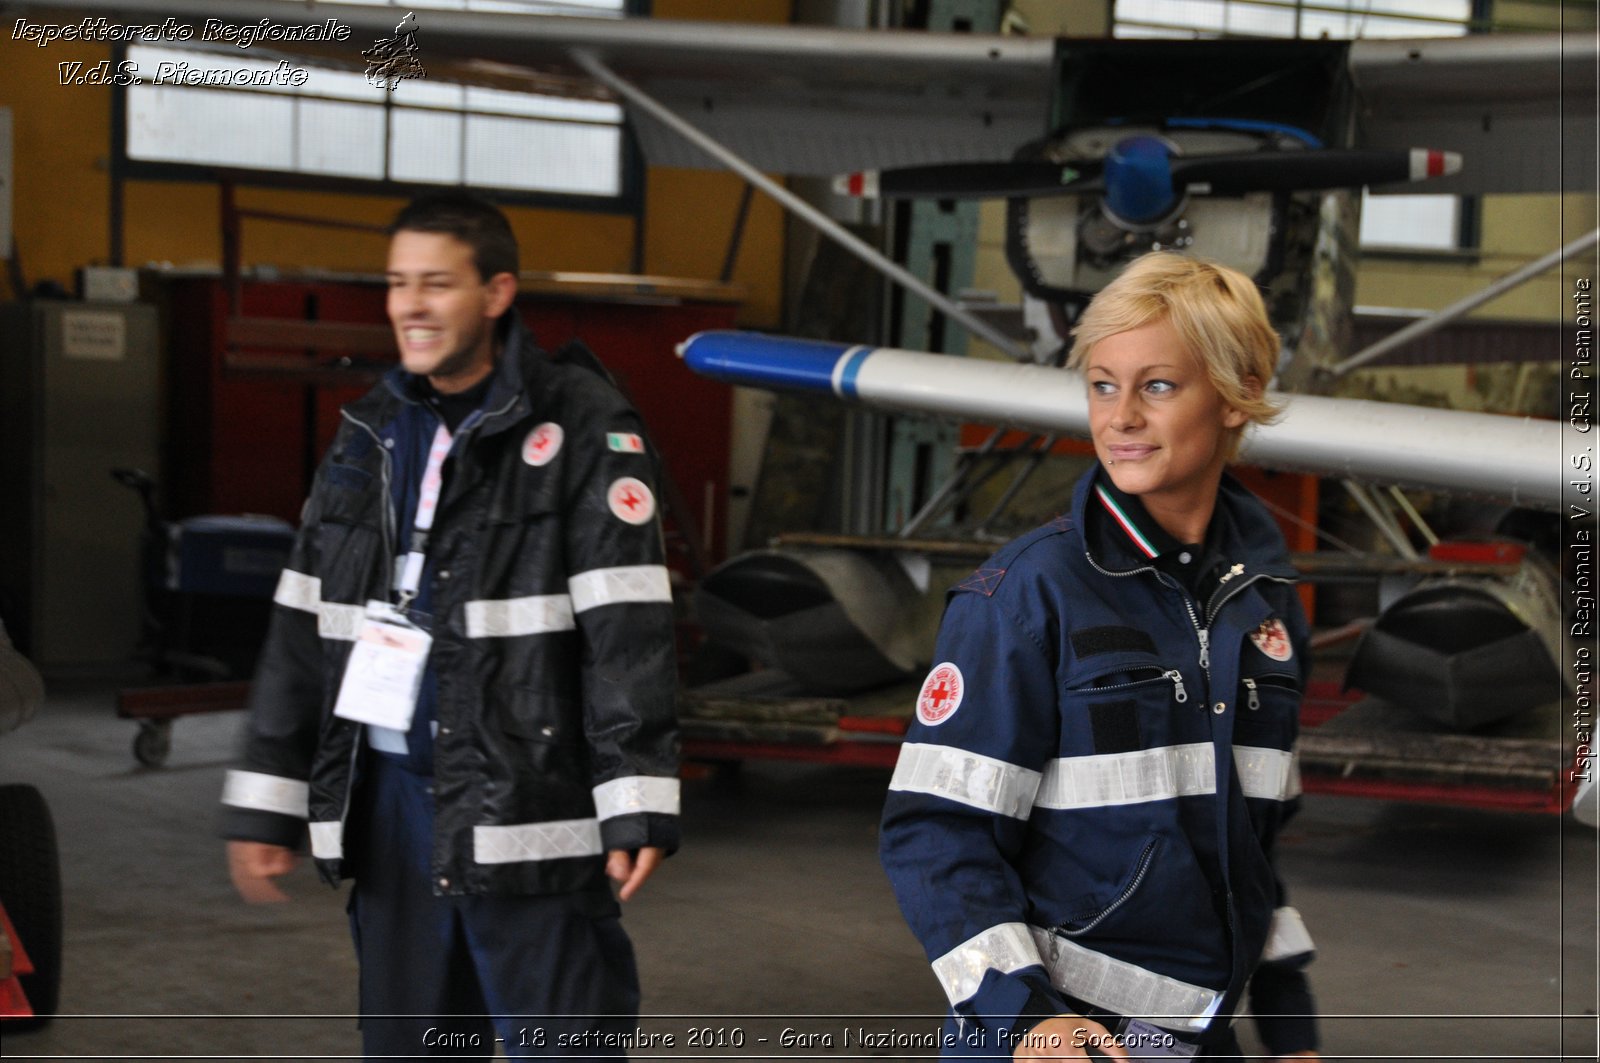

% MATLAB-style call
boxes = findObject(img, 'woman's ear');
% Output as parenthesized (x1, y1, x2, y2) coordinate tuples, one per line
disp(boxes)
(1224, 374, 1262, 429)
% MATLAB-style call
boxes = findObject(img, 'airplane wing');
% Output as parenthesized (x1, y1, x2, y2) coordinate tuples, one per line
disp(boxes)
(27, 0, 1595, 193)
(676, 330, 1580, 513)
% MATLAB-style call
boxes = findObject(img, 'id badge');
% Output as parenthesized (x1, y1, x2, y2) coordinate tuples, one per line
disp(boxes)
(332, 601, 432, 731)
(1113, 1018, 1198, 1059)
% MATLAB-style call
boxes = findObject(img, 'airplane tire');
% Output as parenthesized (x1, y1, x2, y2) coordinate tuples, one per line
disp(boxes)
(0, 783, 62, 1027)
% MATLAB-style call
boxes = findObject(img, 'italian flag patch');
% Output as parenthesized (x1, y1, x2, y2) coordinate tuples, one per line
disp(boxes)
(607, 432, 645, 453)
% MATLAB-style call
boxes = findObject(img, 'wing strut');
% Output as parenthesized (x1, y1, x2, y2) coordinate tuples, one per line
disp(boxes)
(568, 48, 1027, 361)
(1329, 227, 1600, 378)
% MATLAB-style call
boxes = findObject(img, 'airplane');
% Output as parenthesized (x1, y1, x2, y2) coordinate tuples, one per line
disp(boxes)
(16, 0, 1597, 812)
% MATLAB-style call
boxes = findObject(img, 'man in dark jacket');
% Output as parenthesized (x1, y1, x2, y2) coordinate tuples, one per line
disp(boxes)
(221, 193, 680, 1058)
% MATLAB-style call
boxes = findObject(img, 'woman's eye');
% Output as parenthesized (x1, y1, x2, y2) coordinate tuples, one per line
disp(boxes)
(1090, 381, 1115, 396)
(1144, 380, 1175, 395)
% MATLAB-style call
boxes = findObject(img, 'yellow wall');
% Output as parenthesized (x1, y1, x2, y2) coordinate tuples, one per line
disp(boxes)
(0, 2, 790, 325)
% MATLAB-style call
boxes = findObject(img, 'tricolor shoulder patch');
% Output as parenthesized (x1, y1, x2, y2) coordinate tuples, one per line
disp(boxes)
(607, 432, 645, 454)
(1250, 618, 1293, 662)
(916, 662, 965, 726)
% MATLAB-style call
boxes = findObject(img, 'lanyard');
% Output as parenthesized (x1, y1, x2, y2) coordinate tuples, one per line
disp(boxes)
(395, 423, 452, 612)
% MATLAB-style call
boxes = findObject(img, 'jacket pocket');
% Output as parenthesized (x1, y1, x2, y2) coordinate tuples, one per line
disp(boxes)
(486, 457, 562, 525)
(1063, 653, 1192, 754)
(1053, 836, 1161, 935)
(1235, 670, 1300, 748)
(500, 686, 580, 745)
(312, 484, 383, 603)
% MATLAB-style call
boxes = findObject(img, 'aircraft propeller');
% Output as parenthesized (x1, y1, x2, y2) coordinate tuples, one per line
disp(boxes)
(837, 136, 1461, 228)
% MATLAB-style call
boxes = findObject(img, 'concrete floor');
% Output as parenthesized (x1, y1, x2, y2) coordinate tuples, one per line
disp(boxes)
(2, 678, 1596, 1062)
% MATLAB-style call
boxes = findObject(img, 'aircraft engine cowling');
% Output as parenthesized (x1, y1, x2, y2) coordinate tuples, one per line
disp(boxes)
(1345, 546, 1566, 730)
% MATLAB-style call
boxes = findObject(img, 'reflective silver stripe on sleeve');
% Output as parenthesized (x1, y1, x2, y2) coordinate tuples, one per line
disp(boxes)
(1028, 926, 1223, 1034)
(931, 923, 1044, 1006)
(271, 569, 363, 641)
(889, 742, 1041, 819)
(1034, 743, 1214, 809)
(1261, 906, 1315, 962)
(221, 769, 309, 818)
(309, 821, 343, 860)
(474, 818, 603, 864)
(593, 776, 681, 821)
(1233, 745, 1300, 801)
(569, 565, 673, 613)
(464, 595, 576, 638)
(274, 568, 320, 612)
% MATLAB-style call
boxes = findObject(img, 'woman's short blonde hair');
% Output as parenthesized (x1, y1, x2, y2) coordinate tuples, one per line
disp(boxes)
(1068, 252, 1283, 455)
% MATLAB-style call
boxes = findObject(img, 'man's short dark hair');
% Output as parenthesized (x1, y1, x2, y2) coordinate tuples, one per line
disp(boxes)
(387, 192, 519, 282)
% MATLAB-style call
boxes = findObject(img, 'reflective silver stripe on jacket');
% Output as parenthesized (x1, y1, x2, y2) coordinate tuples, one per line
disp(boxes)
(463, 594, 576, 638)
(931, 923, 1044, 1005)
(1261, 906, 1314, 962)
(1033, 744, 1299, 809)
(474, 818, 603, 864)
(221, 769, 309, 818)
(592, 775, 681, 821)
(1028, 926, 1223, 1034)
(1235, 745, 1301, 801)
(1035, 743, 1214, 809)
(273, 569, 364, 641)
(569, 565, 672, 613)
(309, 821, 343, 860)
(890, 742, 1041, 819)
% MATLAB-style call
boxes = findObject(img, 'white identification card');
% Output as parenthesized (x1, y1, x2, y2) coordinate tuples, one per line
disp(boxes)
(332, 601, 433, 731)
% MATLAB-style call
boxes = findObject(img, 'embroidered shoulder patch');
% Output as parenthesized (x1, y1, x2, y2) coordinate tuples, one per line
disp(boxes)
(956, 567, 1007, 597)
(523, 422, 563, 467)
(1250, 618, 1293, 662)
(915, 662, 965, 726)
(607, 477, 656, 525)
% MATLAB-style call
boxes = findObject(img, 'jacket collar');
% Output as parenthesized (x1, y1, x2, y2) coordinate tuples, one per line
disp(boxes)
(1074, 463, 1297, 581)
(345, 314, 540, 436)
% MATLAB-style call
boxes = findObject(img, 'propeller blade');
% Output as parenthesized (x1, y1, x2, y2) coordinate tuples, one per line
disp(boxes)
(1171, 148, 1462, 194)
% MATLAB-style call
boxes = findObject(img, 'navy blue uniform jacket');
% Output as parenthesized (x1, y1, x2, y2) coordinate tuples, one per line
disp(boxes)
(881, 466, 1317, 1056)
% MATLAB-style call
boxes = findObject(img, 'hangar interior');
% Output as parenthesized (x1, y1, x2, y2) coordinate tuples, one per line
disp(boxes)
(0, 0, 1596, 1059)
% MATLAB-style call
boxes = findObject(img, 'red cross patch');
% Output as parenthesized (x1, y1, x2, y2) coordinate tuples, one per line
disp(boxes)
(607, 477, 656, 525)
(1250, 618, 1293, 662)
(916, 662, 965, 726)
(522, 422, 563, 467)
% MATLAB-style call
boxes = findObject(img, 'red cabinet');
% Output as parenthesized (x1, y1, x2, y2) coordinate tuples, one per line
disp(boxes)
(159, 276, 738, 575)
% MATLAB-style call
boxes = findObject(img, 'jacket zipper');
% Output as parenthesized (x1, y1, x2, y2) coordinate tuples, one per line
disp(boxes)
(332, 408, 397, 848)
(1242, 673, 1298, 711)
(1086, 550, 1209, 678)
(1052, 838, 1159, 940)
(1086, 667, 1188, 704)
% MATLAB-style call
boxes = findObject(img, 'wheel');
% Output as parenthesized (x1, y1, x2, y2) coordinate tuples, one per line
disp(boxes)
(0, 783, 62, 1026)
(132, 721, 172, 768)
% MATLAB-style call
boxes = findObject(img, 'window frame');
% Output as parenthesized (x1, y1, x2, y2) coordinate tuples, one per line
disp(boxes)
(109, 0, 649, 215)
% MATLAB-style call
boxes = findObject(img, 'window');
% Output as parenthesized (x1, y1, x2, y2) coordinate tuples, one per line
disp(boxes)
(123, 0, 629, 200)
(1113, 0, 1476, 252)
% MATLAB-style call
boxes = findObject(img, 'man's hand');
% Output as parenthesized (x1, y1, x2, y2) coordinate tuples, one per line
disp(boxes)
(605, 847, 665, 901)
(227, 840, 299, 904)
(1012, 1015, 1130, 1060)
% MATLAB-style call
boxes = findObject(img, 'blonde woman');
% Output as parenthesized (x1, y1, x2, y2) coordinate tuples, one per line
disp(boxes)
(882, 253, 1320, 1062)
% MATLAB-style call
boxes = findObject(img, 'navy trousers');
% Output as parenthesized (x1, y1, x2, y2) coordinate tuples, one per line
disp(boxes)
(347, 755, 641, 1060)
